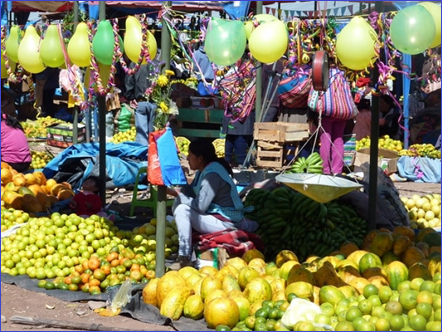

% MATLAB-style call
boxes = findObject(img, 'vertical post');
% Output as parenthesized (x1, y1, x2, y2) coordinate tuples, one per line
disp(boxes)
(367, 1, 384, 231)
(72, 1, 79, 145)
(98, 1, 107, 207)
(255, 1, 263, 122)
(155, 0, 172, 278)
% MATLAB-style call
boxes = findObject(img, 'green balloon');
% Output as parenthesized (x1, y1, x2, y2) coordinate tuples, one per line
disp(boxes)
(390, 5, 435, 55)
(205, 18, 247, 67)
(92, 20, 115, 65)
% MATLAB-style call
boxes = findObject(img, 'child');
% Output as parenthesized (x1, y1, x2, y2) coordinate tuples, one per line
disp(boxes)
(69, 176, 113, 220)
(352, 99, 372, 141)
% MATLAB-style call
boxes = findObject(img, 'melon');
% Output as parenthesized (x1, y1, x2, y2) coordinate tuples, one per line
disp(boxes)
(359, 253, 383, 273)
(408, 262, 432, 281)
(183, 294, 204, 320)
(156, 271, 186, 307)
(243, 277, 272, 304)
(423, 232, 441, 247)
(370, 232, 394, 257)
(24, 173, 40, 185)
(1, 167, 13, 184)
(142, 278, 159, 307)
(385, 261, 409, 290)
(200, 276, 222, 301)
(160, 286, 193, 320)
(319, 285, 346, 306)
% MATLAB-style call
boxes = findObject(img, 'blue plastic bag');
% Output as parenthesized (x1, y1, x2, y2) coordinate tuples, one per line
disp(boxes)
(156, 128, 187, 186)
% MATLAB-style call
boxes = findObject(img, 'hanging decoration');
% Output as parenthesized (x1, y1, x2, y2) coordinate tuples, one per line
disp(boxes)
(40, 24, 65, 68)
(390, 4, 435, 55)
(5, 26, 20, 63)
(92, 20, 116, 66)
(205, 18, 247, 67)
(249, 18, 288, 64)
(67, 22, 91, 67)
(417, 2, 441, 48)
(124, 15, 157, 64)
(17, 25, 46, 74)
(336, 17, 378, 70)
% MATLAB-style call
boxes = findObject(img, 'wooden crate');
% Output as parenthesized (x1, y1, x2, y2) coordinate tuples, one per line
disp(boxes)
(175, 108, 224, 138)
(254, 122, 309, 142)
(255, 140, 285, 169)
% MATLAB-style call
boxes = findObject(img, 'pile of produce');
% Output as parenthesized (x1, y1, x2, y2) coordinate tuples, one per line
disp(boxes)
(30, 150, 54, 169)
(1, 212, 179, 294)
(141, 225, 441, 331)
(244, 186, 367, 261)
(175, 136, 190, 155)
(398, 144, 441, 159)
(109, 126, 136, 144)
(288, 152, 323, 174)
(213, 138, 226, 158)
(402, 194, 441, 229)
(356, 135, 403, 152)
(21, 116, 66, 139)
(1, 161, 74, 213)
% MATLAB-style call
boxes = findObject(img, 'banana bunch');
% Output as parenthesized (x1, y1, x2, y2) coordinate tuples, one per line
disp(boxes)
(398, 143, 441, 159)
(244, 187, 367, 261)
(289, 152, 323, 174)
(175, 136, 190, 155)
(212, 138, 225, 158)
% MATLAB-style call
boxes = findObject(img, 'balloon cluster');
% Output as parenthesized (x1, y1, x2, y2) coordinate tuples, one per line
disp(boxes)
(390, 2, 441, 55)
(3, 16, 158, 76)
(204, 14, 289, 66)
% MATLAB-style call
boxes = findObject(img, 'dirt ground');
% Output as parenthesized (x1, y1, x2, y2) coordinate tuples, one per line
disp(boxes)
(1, 142, 440, 331)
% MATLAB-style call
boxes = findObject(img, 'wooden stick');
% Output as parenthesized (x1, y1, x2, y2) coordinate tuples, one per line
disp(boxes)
(9, 315, 141, 331)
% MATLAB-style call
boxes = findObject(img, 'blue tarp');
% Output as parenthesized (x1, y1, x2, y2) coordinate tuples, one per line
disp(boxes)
(43, 142, 148, 190)
(397, 156, 441, 183)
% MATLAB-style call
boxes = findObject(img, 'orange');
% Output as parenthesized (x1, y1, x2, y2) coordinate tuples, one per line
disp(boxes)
(80, 273, 91, 284)
(409, 314, 427, 330)
(389, 315, 405, 330)
(417, 290, 434, 305)
(399, 289, 419, 311)
(363, 284, 379, 298)
(385, 300, 403, 315)
(88, 258, 100, 271)
(375, 317, 390, 331)
(93, 269, 106, 282)
(358, 299, 373, 315)
(89, 278, 101, 287)
(416, 302, 433, 320)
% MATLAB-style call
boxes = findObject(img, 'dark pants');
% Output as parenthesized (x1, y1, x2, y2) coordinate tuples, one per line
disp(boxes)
(42, 88, 56, 117)
(7, 162, 31, 173)
(225, 134, 253, 166)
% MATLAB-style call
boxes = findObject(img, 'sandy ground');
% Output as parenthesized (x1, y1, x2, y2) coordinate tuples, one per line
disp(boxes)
(1, 142, 439, 331)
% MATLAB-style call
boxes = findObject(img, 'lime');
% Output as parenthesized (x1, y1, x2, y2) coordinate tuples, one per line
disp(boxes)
(358, 299, 373, 315)
(45, 282, 55, 290)
(416, 302, 433, 320)
(37, 280, 47, 288)
(334, 321, 355, 331)
(363, 284, 379, 298)
(389, 314, 404, 330)
(375, 317, 390, 331)
(345, 307, 363, 322)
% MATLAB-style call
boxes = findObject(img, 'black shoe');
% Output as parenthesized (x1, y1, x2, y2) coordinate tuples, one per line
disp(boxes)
(167, 256, 193, 271)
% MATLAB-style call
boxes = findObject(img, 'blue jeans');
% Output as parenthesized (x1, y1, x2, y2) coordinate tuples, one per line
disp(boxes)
(225, 134, 253, 166)
(135, 101, 156, 147)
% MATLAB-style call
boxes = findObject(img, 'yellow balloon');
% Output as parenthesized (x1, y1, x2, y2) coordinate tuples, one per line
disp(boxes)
(68, 22, 91, 67)
(249, 19, 288, 64)
(336, 16, 377, 70)
(40, 24, 65, 68)
(124, 16, 157, 63)
(244, 14, 277, 40)
(18, 25, 46, 74)
(418, 2, 441, 47)
(5, 26, 21, 63)
(1, 53, 14, 79)
(85, 63, 111, 92)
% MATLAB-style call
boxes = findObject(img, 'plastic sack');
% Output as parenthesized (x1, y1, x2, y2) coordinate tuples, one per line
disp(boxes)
(281, 298, 324, 330)
(148, 128, 187, 186)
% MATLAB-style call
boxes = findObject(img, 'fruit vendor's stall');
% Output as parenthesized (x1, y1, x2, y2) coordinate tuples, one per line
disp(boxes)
(1, 2, 442, 331)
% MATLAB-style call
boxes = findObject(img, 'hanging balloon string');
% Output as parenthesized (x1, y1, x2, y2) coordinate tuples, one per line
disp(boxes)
(57, 24, 87, 111)
(1, 26, 23, 84)
(114, 15, 152, 77)
(87, 20, 116, 97)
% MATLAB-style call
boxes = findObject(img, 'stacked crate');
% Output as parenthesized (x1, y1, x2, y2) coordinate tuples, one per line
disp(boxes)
(253, 122, 309, 170)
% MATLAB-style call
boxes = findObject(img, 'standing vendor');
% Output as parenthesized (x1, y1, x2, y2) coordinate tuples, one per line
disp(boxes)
(166, 139, 247, 270)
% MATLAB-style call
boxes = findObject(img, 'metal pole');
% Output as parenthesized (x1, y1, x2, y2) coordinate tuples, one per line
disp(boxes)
(367, 1, 384, 231)
(155, 0, 172, 278)
(72, 1, 79, 145)
(98, 1, 107, 207)
(255, 1, 263, 122)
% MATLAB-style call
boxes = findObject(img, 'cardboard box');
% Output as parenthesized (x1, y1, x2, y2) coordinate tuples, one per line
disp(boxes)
(354, 148, 399, 174)
(193, 247, 228, 270)
(46, 124, 86, 148)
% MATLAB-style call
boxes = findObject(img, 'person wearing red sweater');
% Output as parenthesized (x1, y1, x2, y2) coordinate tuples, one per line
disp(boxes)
(69, 176, 107, 218)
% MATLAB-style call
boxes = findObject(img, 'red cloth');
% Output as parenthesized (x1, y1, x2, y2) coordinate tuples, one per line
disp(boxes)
(71, 192, 102, 216)
(192, 229, 264, 257)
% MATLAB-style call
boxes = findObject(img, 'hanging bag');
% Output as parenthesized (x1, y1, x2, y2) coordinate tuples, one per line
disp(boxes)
(148, 128, 187, 186)
(278, 65, 312, 109)
(308, 68, 358, 120)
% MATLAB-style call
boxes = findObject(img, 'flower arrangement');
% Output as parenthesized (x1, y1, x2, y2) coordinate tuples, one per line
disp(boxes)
(149, 69, 179, 129)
